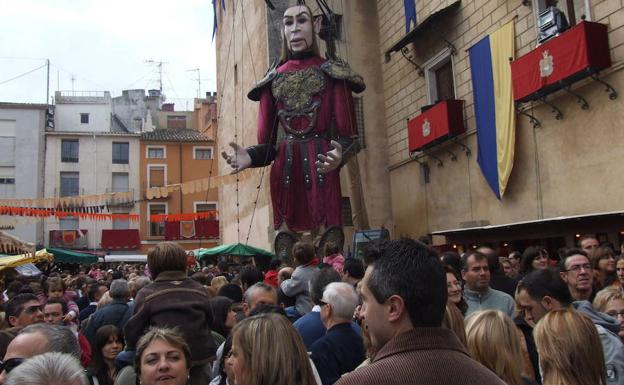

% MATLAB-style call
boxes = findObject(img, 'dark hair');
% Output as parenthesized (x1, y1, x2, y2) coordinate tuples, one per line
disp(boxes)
(147, 242, 187, 279)
(240, 266, 263, 289)
(310, 267, 341, 305)
(269, 259, 282, 271)
(577, 234, 597, 248)
(324, 241, 340, 256)
(518, 268, 572, 306)
(367, 238, 446, 327)
(247, 303, 288, 317)
(88, 284, 106, 302)
(6, 293, 39, 323)
(210, 296, 234, 338)
(520, 246, 546, 275)
(45, 298, 68, 315)
(559, 248, 589, 271)
(216, 335, 233, 385)
(218, 284, 243, 303)
(91, 325, 124, 385)
(343, 258, 365, 280)
(593, 246, 616, 270)
(44, 277, 66, 294)
(444, 265, 468, 315)
(217, 261, 229, 273)
(292, 242, 315, 265)
(461, 250, 487, 271)
(441, 252, 462, 276)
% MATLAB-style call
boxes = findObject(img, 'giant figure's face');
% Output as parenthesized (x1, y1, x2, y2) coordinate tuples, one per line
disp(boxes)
(283, 6, 314, 54)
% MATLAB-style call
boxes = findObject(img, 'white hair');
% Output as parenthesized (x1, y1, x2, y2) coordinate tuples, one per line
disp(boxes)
(5, 352, 88, 385)
(322, 282, 359, 320)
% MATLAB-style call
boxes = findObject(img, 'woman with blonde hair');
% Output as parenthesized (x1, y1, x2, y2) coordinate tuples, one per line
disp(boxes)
(534, 308, 607, 385)
(227, 312, 317, 385)
(465, 310, 535, 385)
(593, 287, 624, 341)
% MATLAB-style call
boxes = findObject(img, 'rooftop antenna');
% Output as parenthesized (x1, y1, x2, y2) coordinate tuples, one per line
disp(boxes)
(145, 60, 167, 93)
(186, 68, 201, 98)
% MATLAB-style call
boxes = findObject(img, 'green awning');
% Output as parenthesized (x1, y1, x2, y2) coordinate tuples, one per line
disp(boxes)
(47, 248, 99, 264)
(195, 243, 274, 260)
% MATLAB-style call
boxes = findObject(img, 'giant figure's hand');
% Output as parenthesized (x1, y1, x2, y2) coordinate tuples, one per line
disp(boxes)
(316, 140, 343, 174)
(221, 142, 252, 174)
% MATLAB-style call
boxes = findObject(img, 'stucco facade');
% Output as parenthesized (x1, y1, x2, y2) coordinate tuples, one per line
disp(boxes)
(0, 103, 46, 245)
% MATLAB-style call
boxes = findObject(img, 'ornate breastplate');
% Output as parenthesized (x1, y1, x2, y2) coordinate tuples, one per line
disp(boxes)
(271, 66, 326, 136)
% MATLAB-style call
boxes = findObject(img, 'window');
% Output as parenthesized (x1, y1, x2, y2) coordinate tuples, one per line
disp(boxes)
(149, 203, 167, 236)
(148, 165, 166, 188)
(353, 96, 366, 149)
(146, 146, 165, 159)
(193, 147, 213, 160)
(112, 142, 129, 164)
(167, 115, 187, 129)
(341, 197, 353, 227)
(111, 172, 129, 192)
(194, 202, 217, 213)
(533, 0, 590, 27)
(80, 113, 89, 124)
(59, 217, 79, 230)
(424, 48, 456, 105)
(113, 216, 130, 230)
(133, 118, 142, 131)
(60, 172, 79, 197)
(0, 167, 15, 185)
(61, 139, 79, 163)
(0, 178, 14, 184)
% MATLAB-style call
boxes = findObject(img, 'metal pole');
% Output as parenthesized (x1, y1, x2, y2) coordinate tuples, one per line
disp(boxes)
(46, 59, 50, 104)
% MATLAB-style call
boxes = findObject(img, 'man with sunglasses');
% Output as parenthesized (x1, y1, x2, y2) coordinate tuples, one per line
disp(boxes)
(0, 323, 80, 385)
(5, 294, 43, 328)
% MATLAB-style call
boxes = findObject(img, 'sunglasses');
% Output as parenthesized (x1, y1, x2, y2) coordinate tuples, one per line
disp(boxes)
(0, 357, 25, 373)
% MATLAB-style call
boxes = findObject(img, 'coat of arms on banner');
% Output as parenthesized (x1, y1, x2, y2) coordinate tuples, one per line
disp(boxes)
(180, 221, 196, 239)
(422, 119, 431, 137)
(539, 50, 554, 77)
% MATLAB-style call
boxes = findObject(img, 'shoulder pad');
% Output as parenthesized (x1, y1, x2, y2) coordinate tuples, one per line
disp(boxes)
(247, 66, 279, 101)
(320, 59, 366, 94)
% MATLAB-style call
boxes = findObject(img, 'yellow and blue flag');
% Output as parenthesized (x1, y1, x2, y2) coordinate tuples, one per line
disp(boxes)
(468, 22, 516, 199)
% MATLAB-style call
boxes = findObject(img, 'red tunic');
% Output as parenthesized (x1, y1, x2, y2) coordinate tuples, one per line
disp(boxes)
(255, 56, 358, 232)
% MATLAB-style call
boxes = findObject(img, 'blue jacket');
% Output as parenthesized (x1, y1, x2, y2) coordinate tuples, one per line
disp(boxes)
(294, 309, 361, 350)
(83, 299, 131, 345)
(463, 287, 515, 318)
(310, 322, 365, 385)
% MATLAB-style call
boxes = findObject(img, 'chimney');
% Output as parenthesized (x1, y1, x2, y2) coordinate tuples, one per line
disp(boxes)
(162, 103, 174, 112)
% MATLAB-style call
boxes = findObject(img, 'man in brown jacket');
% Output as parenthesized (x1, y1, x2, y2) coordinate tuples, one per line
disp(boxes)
(336, 238, 506, 385)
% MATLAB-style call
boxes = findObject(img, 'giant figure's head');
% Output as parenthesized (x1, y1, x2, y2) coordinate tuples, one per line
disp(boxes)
(280, 4, 321, 61)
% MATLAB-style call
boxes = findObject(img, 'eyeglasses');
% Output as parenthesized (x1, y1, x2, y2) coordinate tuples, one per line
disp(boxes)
(606, 311, 624, 319)
(564, 264, 592, 273)
(22, 305, 43, 315)
(0, 358, 25, 373)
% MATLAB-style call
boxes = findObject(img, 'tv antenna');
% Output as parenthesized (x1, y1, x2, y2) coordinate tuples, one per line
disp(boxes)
(145, 60, 167, 93)
(186, 68, 201, 98)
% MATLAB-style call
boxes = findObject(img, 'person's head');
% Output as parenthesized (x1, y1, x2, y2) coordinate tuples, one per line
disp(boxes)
(520, 246, 548, 274)
(211, 276, 229, 292)
(534, 309, 607, 385)
(508, 251, 521, 268)
(500, 259, 513, 277)
(516, 268, 571, 325)
(242, 282, 277, 316)
(44, 278, 65, 300)
(210, 296, 236, 338)
(324, 242, 340, 256)
(133, 276, 151, 297)
(559, 248, 593, 300)
(43, 299, 67, 325)
(292, 241, 315, 266)
(465, 310, 524, 385)
(310, 267, 341, 305)
(97, 292, 113, 309)
(440, 251, 462, 276)
(593, 245, 617, 275)
(578, 234, 599, 257)
(319, 282, 359, 327)
(227, 313, 316, 385)
(87, 284, 108, 303)
(617, 256, 624, 287)
(217, 261, 229, 274)
(361, 237, 446, 350)
(239, 266, 263, 291)
(445, 265, 462, 306)
(461, 251, 490, 292)
(268, 259, 282, 272)
(109, 279, 130, 301)
(147, 242, 187, 279)
(593, 287, 624, 341)
(279, 3, 321, 62)
(91, 324, 124, 383)
(342, 257, 364, 284)
(6, 293, 43, 327)
(218, 284, 243, 303)
(4, 352, 88, 385)
(135, 328, 191, 385)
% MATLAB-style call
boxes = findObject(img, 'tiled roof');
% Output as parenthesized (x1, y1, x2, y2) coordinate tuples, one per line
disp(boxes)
(141, 128, 211, 142)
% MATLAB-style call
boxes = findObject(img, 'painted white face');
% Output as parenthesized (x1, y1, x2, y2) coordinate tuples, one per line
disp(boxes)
(283, 6, 315, 54)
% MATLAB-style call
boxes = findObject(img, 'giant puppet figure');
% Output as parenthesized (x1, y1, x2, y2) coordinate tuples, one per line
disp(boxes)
(222, 3, 365, 255)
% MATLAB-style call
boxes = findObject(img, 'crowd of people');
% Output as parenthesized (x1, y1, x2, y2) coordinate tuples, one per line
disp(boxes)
(0, 234, 620, 385)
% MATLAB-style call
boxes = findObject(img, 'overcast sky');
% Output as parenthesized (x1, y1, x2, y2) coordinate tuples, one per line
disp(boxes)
(0, 0, 216, 111)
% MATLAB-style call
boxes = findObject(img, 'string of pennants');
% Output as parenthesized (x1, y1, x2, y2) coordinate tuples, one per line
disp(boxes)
(0, 206, 140, 222)
(0, 191, 134, 209)
(149, 211, 218, 222)
(144, 169, 261, 199)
